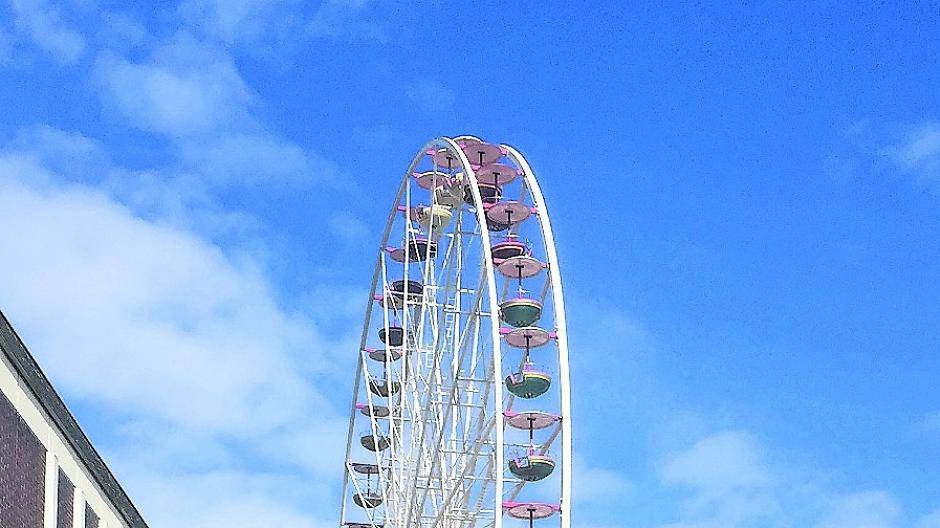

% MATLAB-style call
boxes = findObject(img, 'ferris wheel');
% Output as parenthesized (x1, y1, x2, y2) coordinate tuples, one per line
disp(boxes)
(339, 136, 572, 528)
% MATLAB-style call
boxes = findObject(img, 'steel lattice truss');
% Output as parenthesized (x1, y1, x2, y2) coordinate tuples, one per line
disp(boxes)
(340, 136, 572, 528)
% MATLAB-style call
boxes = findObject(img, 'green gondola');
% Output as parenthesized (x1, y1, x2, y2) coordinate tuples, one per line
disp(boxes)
(508, 454, 556, 482)
(499, 298, 543, 327)
(505, 369, 551, 398)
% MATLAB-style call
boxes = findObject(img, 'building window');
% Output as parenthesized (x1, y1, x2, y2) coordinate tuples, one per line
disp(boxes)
(85, 502, 99, 528)
(57, 468, 74, 528)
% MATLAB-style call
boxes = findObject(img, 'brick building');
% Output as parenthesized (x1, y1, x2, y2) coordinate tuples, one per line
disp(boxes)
(0, 310, 148, 528)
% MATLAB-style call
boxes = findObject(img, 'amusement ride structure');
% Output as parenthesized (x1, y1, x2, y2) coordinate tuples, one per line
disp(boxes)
(339, 136, 571, 528)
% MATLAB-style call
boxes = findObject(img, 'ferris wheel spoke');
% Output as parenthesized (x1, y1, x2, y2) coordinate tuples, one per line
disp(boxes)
(408, 329, 491, 523)
(428, 412, 497, 528)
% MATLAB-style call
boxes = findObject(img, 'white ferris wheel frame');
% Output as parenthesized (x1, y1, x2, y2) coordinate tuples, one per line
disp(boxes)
(339, 136, 572, 528)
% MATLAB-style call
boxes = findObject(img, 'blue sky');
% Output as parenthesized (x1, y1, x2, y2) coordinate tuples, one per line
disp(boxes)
(0, 1, 938, 527)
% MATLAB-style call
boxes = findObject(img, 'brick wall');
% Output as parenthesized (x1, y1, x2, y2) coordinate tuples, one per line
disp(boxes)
(0, 390, 46, 528)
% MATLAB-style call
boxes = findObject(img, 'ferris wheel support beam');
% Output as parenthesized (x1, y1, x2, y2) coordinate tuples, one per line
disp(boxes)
(411, 264, 490, 525)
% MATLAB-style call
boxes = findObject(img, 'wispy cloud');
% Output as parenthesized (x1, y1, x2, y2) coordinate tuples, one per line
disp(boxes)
(652, 427, 913, 528)
(407, 79, 457, 113)
(660, 430, 770, 489)
(814, 491, 900, 528)
(658, 430, 778, 528)
(176, 0, 386, 46)
(573, 455, 635, 506)
(93, 35, 253, 137)
(327, 211, 370, 243)
(3, 125, 259, 237)
(178, 0, 300, 45)
(97, 11, 148, 50)
(115, 465, 334, 528)
(917, 410, 940, 434)
(308, 0, 386, 42)
(883, 121, 940, 185)
(178, 133, 344, 187)
(919, 508, 940, 528)
(9, 124, 109, 177)
(0, 28, 15, 63)
(91, 32, 348, 190)
(0, 172, 334, 433)
(9, 0, 85, 64)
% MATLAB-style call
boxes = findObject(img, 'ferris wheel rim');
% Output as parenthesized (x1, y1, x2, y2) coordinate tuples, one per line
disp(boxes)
(500, 143, 572, 526)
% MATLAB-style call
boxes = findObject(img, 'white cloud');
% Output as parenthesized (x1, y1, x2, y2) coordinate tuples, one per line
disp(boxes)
(178, 133, 339, 186)
(105, 171, 264, 236)
(94, 35, 253, 136)
(658, 430, 777, 527)
(92, 34, 345, 190)
(2, 127, 270, 238)
(648, 426, 916, 528)
(406, 79, 457, 113)
(572, 456, 635, 506)
(261, 418, 350, 475)
(308, 0, 385, 42)
(120, 467, 334, 528)
(918, 411, 940, 434)
(884, 121, 940, 183)
(0, 151, 353, 526)
(98, 11, 148, 49)
(0, 170, 334, 433)
(9, 0, 85, 63)
(177, 0, 384, 45)
(327, 211, 370, 243)
(0, 29, 16, 63)
(9, 124, 108, 177)
(814, 491, 900, 528)
(919, 508, 940, 528)
(568, 303, 659, 415)
(660, 430, 770, 490)
(179, 0, 300, 44)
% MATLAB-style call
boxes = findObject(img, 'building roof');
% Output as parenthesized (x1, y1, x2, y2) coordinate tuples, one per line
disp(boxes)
(0, 309, 149, 528)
